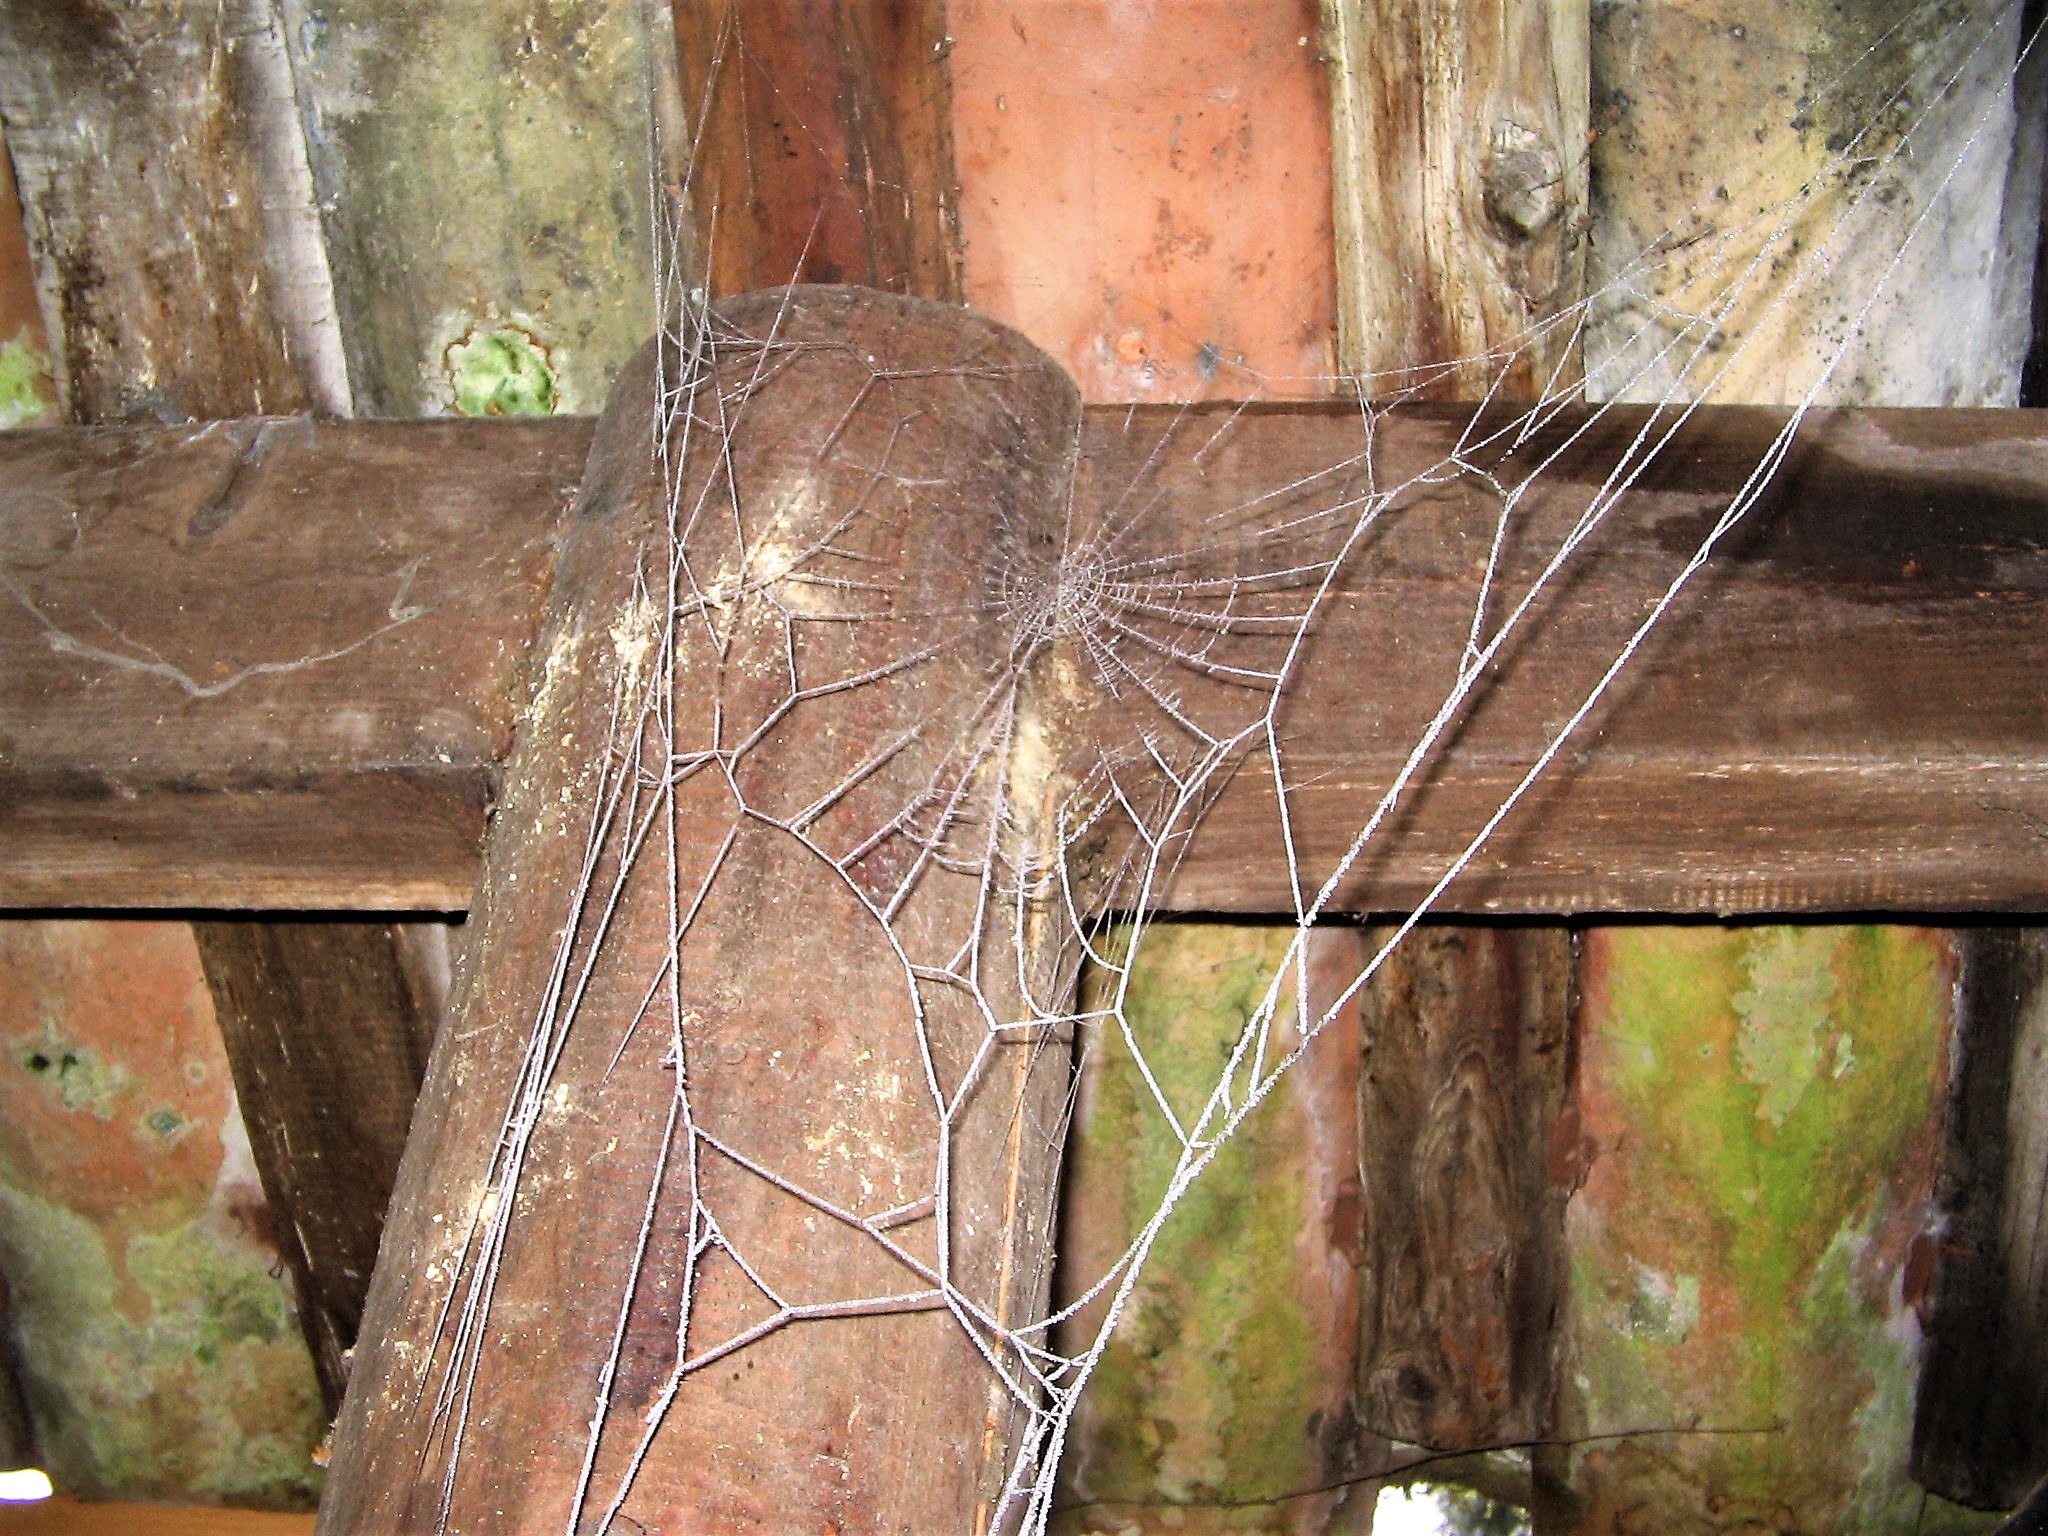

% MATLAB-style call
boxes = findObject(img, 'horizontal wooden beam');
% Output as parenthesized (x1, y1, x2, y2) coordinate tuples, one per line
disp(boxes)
(0, 1497, 311, 1536)
(3, 402, 2045, 915)
(1095, 402, 2048, 914)
(0, 415, 586, 908)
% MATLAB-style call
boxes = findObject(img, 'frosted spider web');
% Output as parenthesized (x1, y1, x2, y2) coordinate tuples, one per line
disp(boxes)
(394, 4, 2043, 1531)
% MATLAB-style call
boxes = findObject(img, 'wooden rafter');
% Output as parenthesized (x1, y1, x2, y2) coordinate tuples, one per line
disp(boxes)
(5, 398, 2046, 917)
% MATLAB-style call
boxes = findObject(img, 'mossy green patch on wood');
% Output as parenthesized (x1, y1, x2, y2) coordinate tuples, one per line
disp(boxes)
(1566, 925, 1991, 1533)
(1057, 926, 1336, 1521)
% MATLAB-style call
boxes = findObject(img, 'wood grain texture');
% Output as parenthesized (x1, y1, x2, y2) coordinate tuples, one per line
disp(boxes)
(1318, 17, 1589, 1483)
(1322, 0, 1588, 399)
(322, 288, 1088, 1533)
(1078, 400, 2048, 915)
(0, 1, 312, 422)
(1912, 928, 2048, 1509)
(0, 415, 586, 909)
(190, 920, 440, 1412)
(1353, 926, 1571, 1452)
(672, 0, 960, 300)
(5, 401, 2048, 915)
(0, 1499, 311, 1536)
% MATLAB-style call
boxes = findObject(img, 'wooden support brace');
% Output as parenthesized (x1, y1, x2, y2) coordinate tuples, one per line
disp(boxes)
(322, 289, 1098, 1532)
(1914, 928, 2048, 1506)
(193, 919, 446, 1412)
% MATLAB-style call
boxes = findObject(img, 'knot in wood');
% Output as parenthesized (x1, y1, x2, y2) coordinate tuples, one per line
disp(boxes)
(1483, 120, 1565, 240)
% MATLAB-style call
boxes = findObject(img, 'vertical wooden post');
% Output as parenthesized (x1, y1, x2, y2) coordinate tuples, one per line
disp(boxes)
(670, 0, 961, 301)
(1323, 0, 1589, 399)
(1913, 931, 2048, 1507)
(1321, 1, 1588, 1497)
(1352, 927, 1573, 1453)
(321, 287, 1091, 1533)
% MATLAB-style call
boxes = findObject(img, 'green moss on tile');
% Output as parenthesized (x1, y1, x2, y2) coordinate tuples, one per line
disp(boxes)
(444, 323, 559, 416)
(1567, 926, 1975, 1532)
(1062, 926, 1328, 1511)
(0, 333, 55, 428)
(0, 1182, 324, 1507)
(1733, 928, 1838, 1126)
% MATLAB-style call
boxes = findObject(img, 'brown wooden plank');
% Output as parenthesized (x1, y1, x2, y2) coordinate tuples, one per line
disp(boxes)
(0, 1499, 311, 1536)
(0, 415, 587, 909)
(1078, 400, 2048, 914)
(5, 401, 2048, 914)
(672, 0, 960, 301)
(1912, 927, 2048, 1509)
(189, 920, 441, 1412)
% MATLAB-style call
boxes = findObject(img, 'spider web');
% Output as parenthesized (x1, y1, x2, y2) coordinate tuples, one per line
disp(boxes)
(373, 4, 2044, 1531)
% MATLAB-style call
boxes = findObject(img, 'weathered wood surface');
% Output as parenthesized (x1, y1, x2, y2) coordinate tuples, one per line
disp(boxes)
(1913, 928, 2048, 1508)
(324, 288, 1091, 1533)
(1352, 925, 1571, 1452)
(7, 401, 2048, 914)
(0, 2, 318, 422)
(191, 921, 443, 1413)
(1317, 16, 1588, 1488)
(0, 415, 586, 909)
(1323, 0, 1589, 400)
(672, 0, 960, 300)
(1082, 399, 2048, 915)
